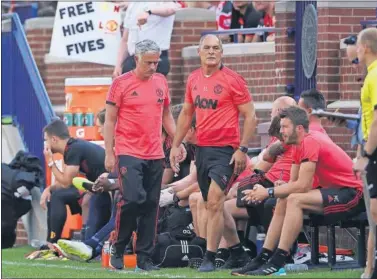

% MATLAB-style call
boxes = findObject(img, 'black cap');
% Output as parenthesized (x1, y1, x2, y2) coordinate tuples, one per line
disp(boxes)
(344, 35, 357, 45)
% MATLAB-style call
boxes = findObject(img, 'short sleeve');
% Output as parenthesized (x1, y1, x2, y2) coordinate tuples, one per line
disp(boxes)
(299, 136, 320, 163)
(369, 77, 377, 110)
(162, 77, 171, 107)
(230, 74, 252, 105)
(64, 145, 81, 166)
(106, 78, 123, 107)
(122, 4, 133, 29)
(184, 75, 194, 104)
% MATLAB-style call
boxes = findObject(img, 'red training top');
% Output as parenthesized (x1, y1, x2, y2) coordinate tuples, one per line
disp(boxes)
(185, 66, 252, 148)
(106, 71, 170, 160)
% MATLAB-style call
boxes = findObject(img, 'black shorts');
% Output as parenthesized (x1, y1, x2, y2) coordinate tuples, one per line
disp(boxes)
(117, 155, 164, 205)
(195, 146, 236, 201)
(321, 187, 364, 223)
(367, 150, 377, 198)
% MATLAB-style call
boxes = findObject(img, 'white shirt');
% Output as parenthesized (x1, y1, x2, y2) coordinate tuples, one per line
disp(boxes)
(123, 2, 178, 55)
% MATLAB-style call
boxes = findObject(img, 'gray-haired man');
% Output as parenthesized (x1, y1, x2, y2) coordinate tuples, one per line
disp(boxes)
(104, 39, 184, 271)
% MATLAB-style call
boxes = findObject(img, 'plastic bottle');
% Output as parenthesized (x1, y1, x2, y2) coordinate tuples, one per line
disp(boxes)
(63, 109, 73, 127)
(284, 263, 309, 272)
(84, 108, 94, 127)
(256, 233, 266, 254)
(74, 107, 84, 127)
(102, 241, 110, 268)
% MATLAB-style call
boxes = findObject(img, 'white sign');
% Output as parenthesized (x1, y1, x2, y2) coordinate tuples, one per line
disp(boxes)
(49, 1, 121, 66)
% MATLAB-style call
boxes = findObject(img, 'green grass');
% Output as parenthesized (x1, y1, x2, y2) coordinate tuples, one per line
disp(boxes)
(2, 246, 363, 278)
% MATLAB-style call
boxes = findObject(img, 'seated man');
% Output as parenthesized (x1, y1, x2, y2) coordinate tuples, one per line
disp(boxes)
(233, 106, 364, 276)
(40, 119, 107, 248)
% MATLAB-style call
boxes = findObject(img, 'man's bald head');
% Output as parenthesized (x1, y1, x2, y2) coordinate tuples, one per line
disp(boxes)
(358, 28, 377, 55)
(271, 96, 297, 119)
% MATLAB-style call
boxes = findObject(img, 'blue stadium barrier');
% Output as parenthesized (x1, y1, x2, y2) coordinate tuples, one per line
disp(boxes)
(2, 2, 38, 25)
(360, 20, 377, 29)
(2, 13, 56, 167)
(201, 27, 276, 43)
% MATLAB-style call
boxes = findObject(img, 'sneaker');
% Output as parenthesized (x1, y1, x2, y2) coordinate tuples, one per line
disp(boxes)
(244, 261, 281, 276)
(220, 251, 250, 269)
(109, 244, 124, 270)
(198, 257, 216, 272)
(215, 257, 226, 268)
(72, 177, 94, 193)
(57, 240, 93, 262)
(188, 258, 203, 269)
(231, 256, 265, 276)
(135, 258, 160, 272)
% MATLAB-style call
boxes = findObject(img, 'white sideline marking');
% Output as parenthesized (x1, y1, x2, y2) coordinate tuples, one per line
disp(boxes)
(2, 261, 186, 278)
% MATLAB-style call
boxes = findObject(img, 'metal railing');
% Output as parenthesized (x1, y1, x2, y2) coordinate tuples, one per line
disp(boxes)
(201, 27, 277, 43)
(2, 13, 56, 166)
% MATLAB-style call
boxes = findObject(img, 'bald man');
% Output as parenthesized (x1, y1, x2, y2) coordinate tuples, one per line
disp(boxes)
(218, 96, 297, 270)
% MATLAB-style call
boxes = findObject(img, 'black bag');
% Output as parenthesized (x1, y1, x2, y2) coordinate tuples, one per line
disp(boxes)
(157, 205, 194, 240)
(236, 169, 273, 208)
(151, 232, 205, 268)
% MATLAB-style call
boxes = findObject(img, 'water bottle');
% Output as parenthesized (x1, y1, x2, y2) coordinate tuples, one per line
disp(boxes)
(284, 263, 309, 272)
(102, 241, 110, 268)
(84, 108, 94, 126)
(74, 108, 84, 126)
(63, 110, 73, 126)
(256, 233, 265, 254)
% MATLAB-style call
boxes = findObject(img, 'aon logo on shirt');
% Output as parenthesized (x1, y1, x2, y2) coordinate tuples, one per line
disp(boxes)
(194, 95, 218, 109)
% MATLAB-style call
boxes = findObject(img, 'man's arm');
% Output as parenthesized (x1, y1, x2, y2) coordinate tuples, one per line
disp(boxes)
(176, 182, 200, 200)
(162, 105, 176, 139)
(169, 168, 198, 192)
(172, 103, 195, 148)
(147, 2, 180, 17)
(50, 165, 80, 188)
(274, 162, 315, 198)
(114, 29, 129, 73)
(104, 104, 118, 154)
(238, 102, 257, 147)
(365, 109, 377, 155)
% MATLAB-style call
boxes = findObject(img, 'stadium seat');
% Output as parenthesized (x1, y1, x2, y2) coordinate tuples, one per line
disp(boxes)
(61, 205, 82, 239)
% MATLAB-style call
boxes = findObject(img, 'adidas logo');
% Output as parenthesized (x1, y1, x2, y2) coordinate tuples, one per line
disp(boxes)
(131, 91, 138, 97)
(181, 255, 189, 261)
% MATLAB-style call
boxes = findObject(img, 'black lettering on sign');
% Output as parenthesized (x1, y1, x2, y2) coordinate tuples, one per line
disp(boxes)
(58, 2, 95, 19)
(66, 39, 106, 55)
(194, 95, 218, 110)
(61, 20, 94, 37)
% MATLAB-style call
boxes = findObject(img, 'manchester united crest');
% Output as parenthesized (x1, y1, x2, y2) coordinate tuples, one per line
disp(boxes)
(156, 88, 164, 97)
(214, 84, 223, 95)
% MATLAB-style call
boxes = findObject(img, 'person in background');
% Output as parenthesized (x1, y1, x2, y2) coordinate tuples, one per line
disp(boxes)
(112, 1, 181, 78)
(252, 1, 275, 42)
(354, 27, 377, 279)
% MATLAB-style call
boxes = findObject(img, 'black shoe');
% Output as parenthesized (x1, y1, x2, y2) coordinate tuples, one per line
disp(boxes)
(220, 251, 251, 270)
(245, 262, 281, 276)
(109, 245, 124, 270)
(136, 258, 160, 272)
(198, 257, 216, 272)
(189, 258, 203, 269)
(230, 256, 265, 276)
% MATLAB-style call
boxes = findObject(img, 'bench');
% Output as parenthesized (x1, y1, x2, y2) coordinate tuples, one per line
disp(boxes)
(305, 212, 368, 269)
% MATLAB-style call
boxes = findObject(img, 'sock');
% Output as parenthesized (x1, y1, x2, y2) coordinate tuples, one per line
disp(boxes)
(244, 239, 257, 258)
(256, 248, 273, 263)
(80, 225, 87, 241)
(229, 243, 244, 257)
(205, 250, 217, 263)
(237, 230, 245, 244)
(269, 248, 289, 268)
(215, 248, 230, 261)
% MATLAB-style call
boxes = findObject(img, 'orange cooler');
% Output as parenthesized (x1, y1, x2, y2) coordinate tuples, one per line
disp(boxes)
(64, 77, 112, 119)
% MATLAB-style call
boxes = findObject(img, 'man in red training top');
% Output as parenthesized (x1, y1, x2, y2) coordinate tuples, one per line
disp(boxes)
(170, 34, 257, 272)
(104, 39, 184, 271)
(235, 106, 364, 276)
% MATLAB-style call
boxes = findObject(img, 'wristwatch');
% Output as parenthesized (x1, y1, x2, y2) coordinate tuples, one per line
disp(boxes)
(239, 146, 248, 154)
(268, 188, 275, 198)
(361, 148, 372, 159)
(146, 9, 152, 15)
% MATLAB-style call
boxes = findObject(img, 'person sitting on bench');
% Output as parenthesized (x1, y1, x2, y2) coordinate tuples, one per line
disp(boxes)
(231, 106, 365, 276)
